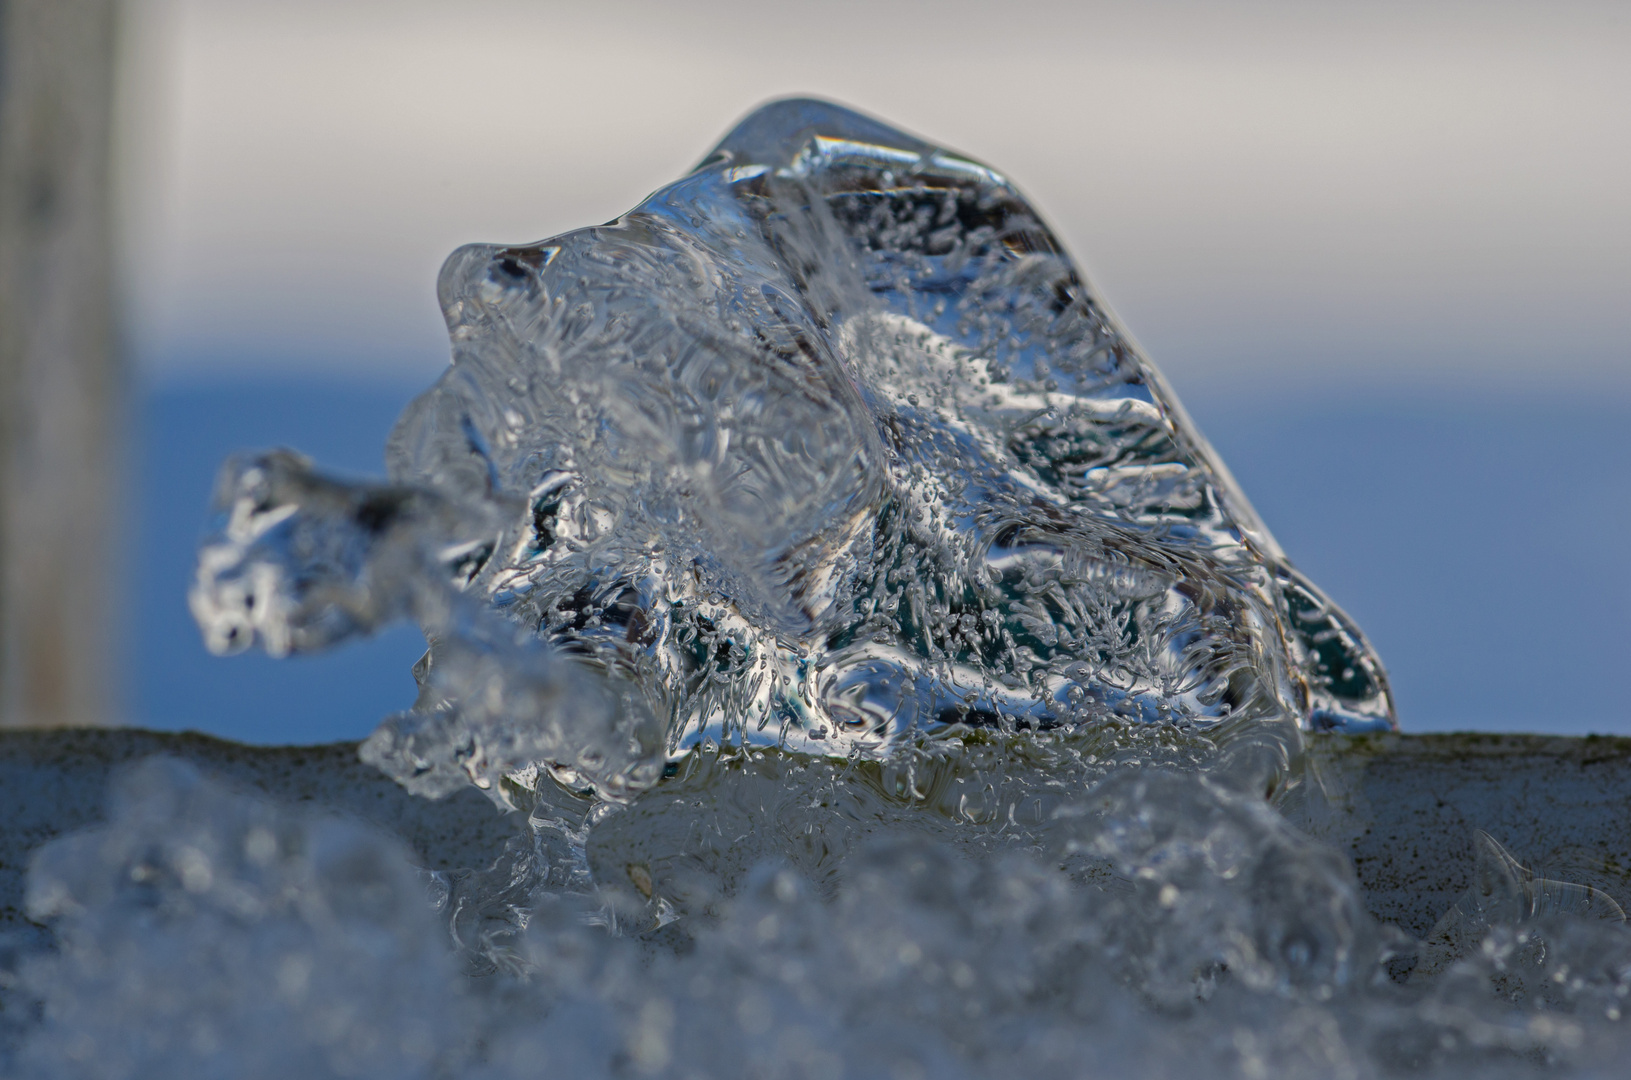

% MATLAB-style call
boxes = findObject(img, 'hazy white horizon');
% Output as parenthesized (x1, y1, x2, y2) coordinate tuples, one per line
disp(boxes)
(117, 0, 1630, 391)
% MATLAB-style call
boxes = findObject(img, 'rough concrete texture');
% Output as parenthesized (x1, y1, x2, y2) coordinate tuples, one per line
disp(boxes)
(2, 729, 1628, 944)
(1293, 732, 1631, 938)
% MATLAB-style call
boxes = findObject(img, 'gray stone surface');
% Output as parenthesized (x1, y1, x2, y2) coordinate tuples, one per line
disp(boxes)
(1293, 732, 1631, 937)
(2, 729, 1628, 944)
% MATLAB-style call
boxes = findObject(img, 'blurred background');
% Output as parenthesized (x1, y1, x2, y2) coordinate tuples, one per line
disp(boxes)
(5, 0, 1628, 742)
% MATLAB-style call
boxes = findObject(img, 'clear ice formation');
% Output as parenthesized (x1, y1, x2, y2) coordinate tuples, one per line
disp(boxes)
(1415, 831, 1628, 980)
(190, 98, 1393, 806)
(14, 98, 1631, 1076)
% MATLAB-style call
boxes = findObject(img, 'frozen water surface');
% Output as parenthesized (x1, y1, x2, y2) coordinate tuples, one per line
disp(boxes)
(11, 100, 1631, 1078)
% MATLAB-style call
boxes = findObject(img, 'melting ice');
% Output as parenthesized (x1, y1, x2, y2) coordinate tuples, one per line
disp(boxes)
(9, 100, 1631, 1078)
(190, 97, 1394, 804)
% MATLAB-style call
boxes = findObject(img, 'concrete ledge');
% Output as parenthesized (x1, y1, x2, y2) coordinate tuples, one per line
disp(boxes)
(3, 729, 1628, 942)
(1295, 732, 1631, 937)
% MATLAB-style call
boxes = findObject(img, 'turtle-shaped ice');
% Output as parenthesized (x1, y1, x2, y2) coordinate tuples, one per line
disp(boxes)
(191, 99, 1394, 804)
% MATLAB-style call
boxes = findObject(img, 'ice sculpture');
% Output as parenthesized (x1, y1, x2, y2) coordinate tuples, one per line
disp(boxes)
(191, 98, 1394, 805)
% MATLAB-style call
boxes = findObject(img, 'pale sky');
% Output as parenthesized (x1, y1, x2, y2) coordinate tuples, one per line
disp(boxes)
(117, 0, 1631, 390)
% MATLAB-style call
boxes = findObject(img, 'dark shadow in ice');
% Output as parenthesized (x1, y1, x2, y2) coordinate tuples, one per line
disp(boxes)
(188, 98, 1399, 813)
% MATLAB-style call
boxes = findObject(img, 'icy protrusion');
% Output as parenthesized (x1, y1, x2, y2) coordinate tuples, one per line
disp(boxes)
(191, 451, 665, 804)
(359, 618, 664, 806)
(391, 99, 1392, 774)
(193, 97, 1396, 806)
(189, 450, 499, 657)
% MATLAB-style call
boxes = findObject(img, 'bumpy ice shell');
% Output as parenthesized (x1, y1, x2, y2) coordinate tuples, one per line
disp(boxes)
(192, 98, 1395, 803)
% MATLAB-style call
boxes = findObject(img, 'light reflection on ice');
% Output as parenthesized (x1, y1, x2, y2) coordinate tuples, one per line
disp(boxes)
(189, 97, 1393, 811)
(11, 100, 1628, 1079)
(11, 751, 1631, 1079)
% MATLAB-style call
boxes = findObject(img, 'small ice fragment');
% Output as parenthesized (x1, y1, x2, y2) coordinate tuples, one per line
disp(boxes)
(1416, 830, 1626, 978)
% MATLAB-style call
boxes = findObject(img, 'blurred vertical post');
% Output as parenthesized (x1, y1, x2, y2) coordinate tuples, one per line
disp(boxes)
(0, 0, 120, 727)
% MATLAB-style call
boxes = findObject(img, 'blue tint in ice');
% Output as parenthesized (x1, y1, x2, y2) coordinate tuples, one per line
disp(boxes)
(189, 98, 1393, 806)
(18, 100, 1630, 1080)
(14, 749, 1631, 1079)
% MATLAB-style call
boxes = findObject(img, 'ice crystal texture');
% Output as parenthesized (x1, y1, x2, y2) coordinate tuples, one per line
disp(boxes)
(38, 97, 1624, 1080)
(12, 753, 1631, 1080)
(15, 760, 463, 1079)
(190, 98, 1392, 807)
